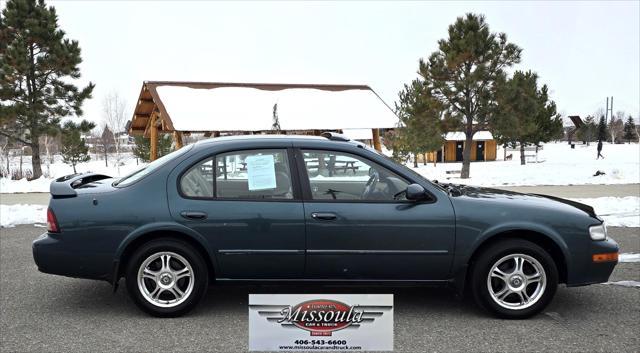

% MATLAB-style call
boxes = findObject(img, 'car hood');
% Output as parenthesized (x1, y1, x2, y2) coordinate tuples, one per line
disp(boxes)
(452, 185, 598, 219)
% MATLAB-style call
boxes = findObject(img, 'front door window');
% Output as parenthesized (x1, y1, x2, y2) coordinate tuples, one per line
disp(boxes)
(301, 150, 409, 201)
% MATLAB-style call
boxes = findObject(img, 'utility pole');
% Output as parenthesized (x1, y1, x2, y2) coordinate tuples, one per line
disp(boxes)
(605, 96, 614, 123)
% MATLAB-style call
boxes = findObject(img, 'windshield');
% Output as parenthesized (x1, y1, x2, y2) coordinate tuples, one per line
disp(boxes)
(113, 145, 193, 187)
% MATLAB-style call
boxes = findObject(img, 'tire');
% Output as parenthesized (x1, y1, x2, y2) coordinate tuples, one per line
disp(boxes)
(470, 239, 558, 319)
(125, 238, 208, 317)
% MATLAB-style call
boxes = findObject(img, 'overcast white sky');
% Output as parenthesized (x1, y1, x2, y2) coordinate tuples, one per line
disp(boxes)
(35, 1, 640, 126)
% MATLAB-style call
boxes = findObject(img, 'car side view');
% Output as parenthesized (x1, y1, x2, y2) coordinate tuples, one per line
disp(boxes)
(32, 133, 619, 318)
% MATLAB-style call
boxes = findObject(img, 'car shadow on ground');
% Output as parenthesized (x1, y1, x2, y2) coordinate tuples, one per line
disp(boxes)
(48, 279, 508, 319)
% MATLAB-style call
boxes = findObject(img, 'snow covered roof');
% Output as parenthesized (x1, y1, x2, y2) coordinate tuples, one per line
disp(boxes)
(129, 81, 398, 136)
(444, 131, 494, 141)
(342, 128, 373, 140)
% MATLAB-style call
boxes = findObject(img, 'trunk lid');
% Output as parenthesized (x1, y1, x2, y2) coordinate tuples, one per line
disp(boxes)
(50, 173, 116, 198)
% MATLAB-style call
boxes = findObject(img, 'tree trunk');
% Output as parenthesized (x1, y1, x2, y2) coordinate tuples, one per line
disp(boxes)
(520, 143, 526, 165)
(413, 154, 418, 168)
(104, 146, 108, 167)
(115, 141, 120, 175)
(72, 163, 77, 174)
(423, 153, 427, 166)
(31, 143, 42, 179)
(460, 134, 473, 179)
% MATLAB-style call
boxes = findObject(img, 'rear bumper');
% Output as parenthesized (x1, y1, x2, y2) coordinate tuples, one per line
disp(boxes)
(32, 232, 111, 281)
(566, 237, 619, 287)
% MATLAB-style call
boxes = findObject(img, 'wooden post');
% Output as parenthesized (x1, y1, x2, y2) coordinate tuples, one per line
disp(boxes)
(372, 128, 382, 152)
(173, 131, 184, 149)
(150, 113, 158, 161)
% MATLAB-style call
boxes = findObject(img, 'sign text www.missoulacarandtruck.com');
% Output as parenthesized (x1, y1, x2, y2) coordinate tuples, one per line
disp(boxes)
(249, 294, 393, 351)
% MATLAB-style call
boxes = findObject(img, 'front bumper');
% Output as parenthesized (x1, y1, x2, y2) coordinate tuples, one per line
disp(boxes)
(32, 232, 111, 281)
(566, 236, 619, 287)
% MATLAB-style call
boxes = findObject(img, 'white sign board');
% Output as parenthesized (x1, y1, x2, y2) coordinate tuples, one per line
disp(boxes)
(249, 294, 393, 351)
(245, 154, 276, 191)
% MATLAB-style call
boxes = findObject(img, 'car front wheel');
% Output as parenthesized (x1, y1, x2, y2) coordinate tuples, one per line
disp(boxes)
(470, 239, 558, 319)
(125, 238, 208, 317)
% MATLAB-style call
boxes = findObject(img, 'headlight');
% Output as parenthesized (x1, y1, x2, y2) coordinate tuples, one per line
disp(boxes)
(589, 223, 607, 241)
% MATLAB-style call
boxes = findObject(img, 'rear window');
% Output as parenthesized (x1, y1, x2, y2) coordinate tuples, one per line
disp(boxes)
(114, 145, 193, 187)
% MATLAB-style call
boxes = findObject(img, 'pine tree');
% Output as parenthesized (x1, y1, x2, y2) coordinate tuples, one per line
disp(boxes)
(577, 116, 597, 145)
(419, 13, 521, 178)
(492, 71, 563, 165)
(132, 135, 173, 162)
(597, 115, 608, 142)
(623, 116, 637, 143)
(60, 120, 94, 174)
(0, 0, 94, 179)
(393, 79, 444, 167)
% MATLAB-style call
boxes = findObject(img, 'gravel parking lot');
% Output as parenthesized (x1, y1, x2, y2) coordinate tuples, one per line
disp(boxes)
(1, 225, 638, 352)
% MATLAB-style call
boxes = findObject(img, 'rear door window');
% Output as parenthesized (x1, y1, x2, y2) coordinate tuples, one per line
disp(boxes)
(215, 149, 293, 199)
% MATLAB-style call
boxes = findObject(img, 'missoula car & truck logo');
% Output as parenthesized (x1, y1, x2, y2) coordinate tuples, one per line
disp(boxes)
(256, 299, 387, 336)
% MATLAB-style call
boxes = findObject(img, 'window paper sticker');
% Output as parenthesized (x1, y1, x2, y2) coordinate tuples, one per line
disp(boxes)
(246, 154, 277, 191)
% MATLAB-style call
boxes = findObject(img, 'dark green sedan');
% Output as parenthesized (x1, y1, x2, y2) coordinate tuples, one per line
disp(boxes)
(33, 133, 619, 318)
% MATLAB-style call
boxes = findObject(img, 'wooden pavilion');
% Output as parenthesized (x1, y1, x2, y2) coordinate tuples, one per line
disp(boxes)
(129, 81, 398, 160)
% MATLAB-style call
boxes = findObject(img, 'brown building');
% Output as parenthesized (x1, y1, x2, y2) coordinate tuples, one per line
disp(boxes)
(426, 131, 497, 163)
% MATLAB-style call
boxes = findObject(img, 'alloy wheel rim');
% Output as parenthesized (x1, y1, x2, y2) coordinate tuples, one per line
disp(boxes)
(487, 253, 547, 310)
(137, 251, 194, 308)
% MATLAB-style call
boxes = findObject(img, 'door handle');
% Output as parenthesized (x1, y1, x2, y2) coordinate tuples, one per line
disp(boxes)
(180, 211, 208, 220)
(311, 212, 337, 221)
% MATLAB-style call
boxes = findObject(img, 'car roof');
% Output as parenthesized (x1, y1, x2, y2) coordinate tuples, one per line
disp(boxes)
(194, 134, 363, 148)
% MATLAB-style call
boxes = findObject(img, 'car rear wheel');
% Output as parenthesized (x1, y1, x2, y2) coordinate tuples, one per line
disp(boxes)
(470, 239, 558, 319)
(125, 238, 208, 317)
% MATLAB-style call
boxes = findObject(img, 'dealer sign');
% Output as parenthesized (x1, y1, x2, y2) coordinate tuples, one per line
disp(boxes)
(249, 294, 393, 351)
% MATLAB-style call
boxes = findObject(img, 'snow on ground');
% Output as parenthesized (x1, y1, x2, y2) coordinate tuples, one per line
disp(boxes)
(1, 142, 639, 193)
(0, 204, 46, 228)
(571, 197, 640, 227)
(412, 142, 640, 187)
(0, 153, 143, 193)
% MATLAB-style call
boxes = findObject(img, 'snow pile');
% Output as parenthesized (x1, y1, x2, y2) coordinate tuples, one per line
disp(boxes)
(0, 177, 51, 194)
(603, 281, 640, 288)
(618, 253, 640, 263)
(571, 197, 640, 227)
(412, 142, 640, 186)
(0, 204, 46, 227)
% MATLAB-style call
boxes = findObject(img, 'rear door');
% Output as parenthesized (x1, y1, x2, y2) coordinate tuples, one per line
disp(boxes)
(168, 145, 306, 279)
(297, 148, 456, 280)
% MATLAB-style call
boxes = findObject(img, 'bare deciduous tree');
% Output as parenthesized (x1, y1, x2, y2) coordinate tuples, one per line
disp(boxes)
(609, 111, 626, 143)
(102, 92, 128, 175)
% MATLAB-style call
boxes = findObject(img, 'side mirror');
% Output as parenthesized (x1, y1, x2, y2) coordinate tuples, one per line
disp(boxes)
(405, 183, 428, 201)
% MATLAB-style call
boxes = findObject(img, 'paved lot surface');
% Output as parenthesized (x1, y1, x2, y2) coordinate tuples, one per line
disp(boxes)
(499, 184, 640, 198)
(1, 225, 638, 352)
(1, 184, 638, 206)
(0, 193, 49, 205)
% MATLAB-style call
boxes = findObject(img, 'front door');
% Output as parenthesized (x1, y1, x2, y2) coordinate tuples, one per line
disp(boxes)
(168, 148, 305, 279)
(298, 149, 455, 280)
(456, 142, 464, 161)
(476, 141, 485, 161)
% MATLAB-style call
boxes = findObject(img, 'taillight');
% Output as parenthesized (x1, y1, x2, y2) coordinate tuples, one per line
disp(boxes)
(47, 208, 60, 233)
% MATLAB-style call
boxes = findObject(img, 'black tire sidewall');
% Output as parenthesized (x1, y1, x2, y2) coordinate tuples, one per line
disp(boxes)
(125, 238, 208, 317)
(471, 239, 558, 319)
